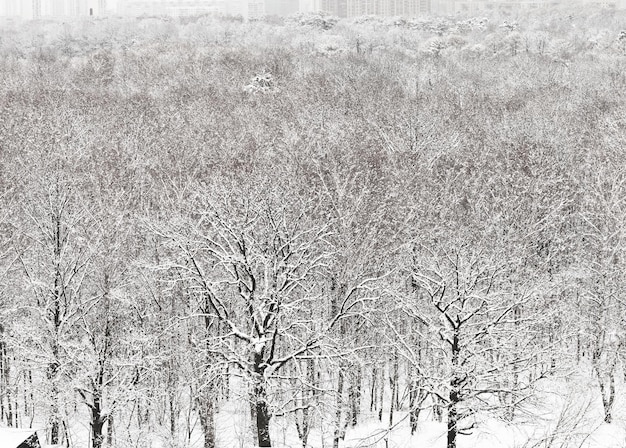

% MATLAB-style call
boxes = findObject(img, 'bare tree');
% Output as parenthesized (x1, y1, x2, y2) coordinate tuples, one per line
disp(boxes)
(406, 243, 543, 448)
(17, 177, 94, 446)
(578, 163, 626, 424)
(159, 178, 336, 447)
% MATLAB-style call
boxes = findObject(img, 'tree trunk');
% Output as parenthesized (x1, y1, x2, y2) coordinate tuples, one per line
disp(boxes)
(89, 384, 106, 448)
(294, 358, 315, 448)
(0, 327, 9, 427)
(91, 335, 108, 448)
(447, 376, 461, 448)
(592, 342, 618, 425)
(333, 369, 345, 448)
(6, 396, 13, 427)
(388, 353, 398, 426)
(447, 326, 461, 448)
(349, 365, 361, 427)
(249, 381, 258, 447)
(49, 210, 63, 446)
(222, 362, 230, 402)
(255, 381, 271, 447)
(106, 412, 114, 447)
(168, 387, 177, 440)
(447, 398, 458, 448)
(197, 392, 216, 448)
(331, 278, 349, 448)
(377, 366, 384, 422)
(49, 364, 61, 445)
(507, 305, 522, 422)
(251, 349, 271, 448)
(369, 366, 377, 412)
(409, 371, 424, 435)
(26, 369, 35, 425)
(599, 371, 616, 424)
(409, 396, 419, 434)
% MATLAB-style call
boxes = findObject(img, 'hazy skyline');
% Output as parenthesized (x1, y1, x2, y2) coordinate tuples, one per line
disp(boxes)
(0, 0, 625, 20)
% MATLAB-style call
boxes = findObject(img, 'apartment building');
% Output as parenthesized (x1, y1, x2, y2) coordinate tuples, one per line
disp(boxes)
(248, 0, 265, 17)
(265, 0, 299, 14)
(317, 0, 348, 16)
(32, 0, 42, 16)
(347, 0, 428, 16)
(316, 0, 429, 17)
(450, 0, 625, 13)
(119, 0, 232, 16)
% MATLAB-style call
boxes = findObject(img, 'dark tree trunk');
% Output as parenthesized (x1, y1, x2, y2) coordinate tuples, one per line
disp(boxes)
(0, 326, 9, 427)
(447, 325, 461, 448)
(409, 396, 419, 434)
(168, 387, 177, 439)
(222, 362, 230, 402)
(508, 305, 522, 421)
(49, 366, 60, 445)
(92, 414, 105, 448)
(49, 209, 64, 446)
(599, 371, 616, 424)
(199, 304, 217, 448)
(89, 373, 106, 448)
(333, 369, 345, 448)
(80, 371, 107, 448)
(92, 280, 112, 448)
(349, 365, 361, 427)
(409, 372, 424, 435)
(255, 381, 271, 447)
(369, 366, 377, 412)
(447, 397, 458, 448)
(331, 278, 349, 448)
(6, 396, 13, 427)
(377, 366, 384, 422)
(592, 336, 618, 425)
(251, 349, 271, 447)
(388, 353, 399, 426)
(197, 392, 216, 448)
(106, 412, 114, 447)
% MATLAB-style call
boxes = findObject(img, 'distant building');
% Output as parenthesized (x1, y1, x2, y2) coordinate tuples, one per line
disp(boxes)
(32, 0, 42, 17)
(117, 0, 158, 15)
(312, 0, 625, 16)
(313, 0, 429, 16)
(431, 0, 454, 13)
(265, 0, 299, 15)
(40, 0, 108, 17)
(166, 0, 225, 16)
(448, 0, 626, 13)
(316, 0, 348, 16)
(68, 0, 85, 16)
(50, 0, 65, 15)
(248, 0, 265, 17)
(347, 0, 429, 16)
(119, 0, 232, 16)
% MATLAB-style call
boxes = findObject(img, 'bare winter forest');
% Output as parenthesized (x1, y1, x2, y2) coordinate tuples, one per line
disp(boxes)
(0, 6, 626, 448)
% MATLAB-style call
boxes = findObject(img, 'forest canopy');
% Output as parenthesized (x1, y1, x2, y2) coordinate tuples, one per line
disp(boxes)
(0, 6, 625, 448)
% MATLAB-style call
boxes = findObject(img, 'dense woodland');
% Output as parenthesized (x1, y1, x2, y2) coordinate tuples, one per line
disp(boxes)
(0, 6, 625, 448)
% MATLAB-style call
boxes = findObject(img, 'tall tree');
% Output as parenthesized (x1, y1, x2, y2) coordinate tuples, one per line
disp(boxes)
(159, 176, 334, 447)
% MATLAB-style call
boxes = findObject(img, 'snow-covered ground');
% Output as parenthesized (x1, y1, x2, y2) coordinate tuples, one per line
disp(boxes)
(197, 376, 626, 448)
(7, 373, 626, 448)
